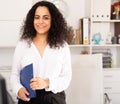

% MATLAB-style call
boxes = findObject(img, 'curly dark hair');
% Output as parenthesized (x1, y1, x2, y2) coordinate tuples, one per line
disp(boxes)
(20, 1, 68, 48)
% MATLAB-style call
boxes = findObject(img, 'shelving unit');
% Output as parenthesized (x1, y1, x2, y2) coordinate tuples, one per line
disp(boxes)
(90, 0, 120, 70)
(69, 0, 120, 104)
(70, 0, 120, 69)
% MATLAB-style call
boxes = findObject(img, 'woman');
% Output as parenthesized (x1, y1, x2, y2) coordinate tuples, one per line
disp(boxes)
(10, 1, 72, 104)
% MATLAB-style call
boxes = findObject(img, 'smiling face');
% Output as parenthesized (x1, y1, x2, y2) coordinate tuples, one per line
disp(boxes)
(34, 6, 51, 36)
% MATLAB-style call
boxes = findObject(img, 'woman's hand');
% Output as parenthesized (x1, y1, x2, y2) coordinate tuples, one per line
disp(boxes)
(18, 87, 30, 101)
(30, 77, 49, 90)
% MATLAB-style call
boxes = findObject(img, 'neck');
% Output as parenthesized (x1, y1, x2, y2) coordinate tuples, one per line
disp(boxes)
(33, 34, 48, 45)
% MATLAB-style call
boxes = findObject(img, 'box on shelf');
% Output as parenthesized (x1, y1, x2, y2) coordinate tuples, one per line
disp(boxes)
(91, 0, 111, 20)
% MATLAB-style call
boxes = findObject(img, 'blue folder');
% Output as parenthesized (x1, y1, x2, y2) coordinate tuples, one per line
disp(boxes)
(20, 64, 36, 98)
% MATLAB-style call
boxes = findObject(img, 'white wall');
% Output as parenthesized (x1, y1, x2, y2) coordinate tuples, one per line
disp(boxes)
(0, 0, 91, 67)
(66, 0, 90, 29)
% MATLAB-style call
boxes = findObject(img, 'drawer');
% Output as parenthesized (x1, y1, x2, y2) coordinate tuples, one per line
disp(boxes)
(103, 70, 120, 82)
(104, 82, 120, 93)
(106, 93, 120, 104)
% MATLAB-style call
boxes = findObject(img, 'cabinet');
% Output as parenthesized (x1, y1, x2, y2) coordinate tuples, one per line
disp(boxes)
(70, 0, 120, 69)
(0, 0, 32, 47)
(66, 54, 103, 104)
(0, 21, 21, 47)
(0, 0, 32, 20)
(103, 70, 120, 104)
(69, 0, 120, 104)
(90, 0, 120, 69)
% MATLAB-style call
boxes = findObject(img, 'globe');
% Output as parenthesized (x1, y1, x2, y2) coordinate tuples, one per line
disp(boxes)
(93, 33, 101, 44)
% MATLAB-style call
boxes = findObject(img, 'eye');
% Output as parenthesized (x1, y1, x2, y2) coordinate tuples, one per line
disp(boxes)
(43, 15, 50, 20)
(34, 15, 40, 19)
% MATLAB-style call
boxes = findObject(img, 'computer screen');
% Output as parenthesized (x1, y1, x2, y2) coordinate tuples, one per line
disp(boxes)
(0, 74, 14, 104)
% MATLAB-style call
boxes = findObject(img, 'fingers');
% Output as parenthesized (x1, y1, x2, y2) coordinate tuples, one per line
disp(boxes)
(30, 77, 46, 90)
(24, 97, 30, 102)
(18, 87, 30, 101)
(30, 77, 37, 82)
(30, 77, 40, 90)
(24, 88, 29, 96)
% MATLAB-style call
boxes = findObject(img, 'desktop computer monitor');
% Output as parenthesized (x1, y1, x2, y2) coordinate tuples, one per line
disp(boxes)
(0, 74, 14, 104)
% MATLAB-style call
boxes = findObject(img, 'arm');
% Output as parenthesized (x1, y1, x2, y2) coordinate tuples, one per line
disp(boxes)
(46, 43, 72, 93)
(10, 42, 24, 95)
(10, 41, 30, 101)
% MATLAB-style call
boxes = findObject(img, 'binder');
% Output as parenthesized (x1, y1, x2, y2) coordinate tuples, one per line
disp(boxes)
(20, 64, 36, 98)
(82, 18, 89, 44)
(75, 29, 81, 44)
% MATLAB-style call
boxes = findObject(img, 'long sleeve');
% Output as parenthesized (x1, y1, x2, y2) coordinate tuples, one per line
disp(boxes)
(45, 43, 72, 93)
(10, 41, 72, 95)
(10, 41, 27, 96)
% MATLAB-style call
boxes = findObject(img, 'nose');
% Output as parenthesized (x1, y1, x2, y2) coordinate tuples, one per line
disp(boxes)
(39, 18, 43, 24)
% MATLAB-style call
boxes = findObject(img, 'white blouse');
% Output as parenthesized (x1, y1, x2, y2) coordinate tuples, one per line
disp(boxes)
(10, 40, 72, 96)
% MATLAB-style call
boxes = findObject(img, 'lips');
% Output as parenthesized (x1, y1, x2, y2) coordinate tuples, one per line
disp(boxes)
(36, 25, 46, 30)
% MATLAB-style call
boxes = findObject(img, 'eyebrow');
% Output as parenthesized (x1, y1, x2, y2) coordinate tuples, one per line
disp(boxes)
(34, 14, 50, 17)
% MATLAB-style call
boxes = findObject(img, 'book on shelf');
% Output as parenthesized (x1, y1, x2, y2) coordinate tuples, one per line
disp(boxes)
(115, 22, 120, 36)
(79, 17, 90, 44)
(75, 29, 82, 44)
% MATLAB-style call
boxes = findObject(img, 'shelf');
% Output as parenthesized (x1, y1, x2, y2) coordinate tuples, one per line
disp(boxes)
(70, 0, 120, 72)
(69, 44, 120, 48)
(91, 44, 120, 47)
(92, 19, 120, 23)
(0, 46, 16, 48)
(90, 0, 120, 103)
(69, 44, 90, 48)
(103, 68, 120, 70)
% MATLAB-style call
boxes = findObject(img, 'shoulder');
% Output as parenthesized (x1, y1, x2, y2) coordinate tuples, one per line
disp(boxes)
(57, 41, 70, 53)
(62, 41, 69, 49)
(14, 40, 30, 54)
(16, 40, 30, 49)
(60, 41, 71, 59)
